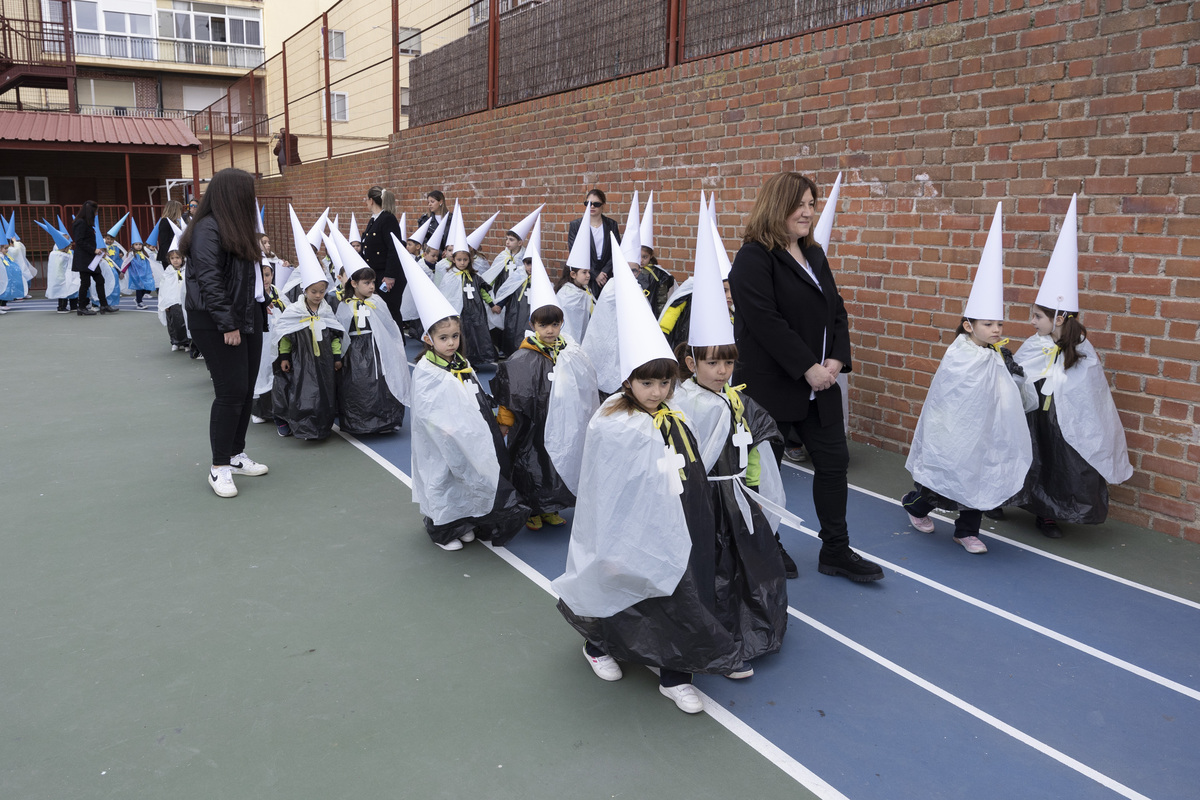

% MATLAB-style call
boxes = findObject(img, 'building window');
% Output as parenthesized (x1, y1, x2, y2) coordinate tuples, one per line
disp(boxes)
(73, 1, 98, 31)
(0, 177, 18, 204)
(397, 27, 420, 56)
(25, 177, 50, 204)
(325, 29, 346, 60)
(322, 91, 349, 122)
(400, 87, 410, 116)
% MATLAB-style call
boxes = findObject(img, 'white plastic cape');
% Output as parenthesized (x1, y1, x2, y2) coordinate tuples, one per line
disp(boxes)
(672, 380, 788, 534)
(10, 242, 34, 288)
(265, 297, 346, 363)
(409, 356, 501, 525)
(906, 335, 1034, 510)
(44, 250, 79, 299)
(253, 296, 282, 398)
(399, 257, 433, 320)
(437, 269, 468, 314)
(156, 265, 185, 326)
(543, 340, 600, 494)
(481, 248, 522, 285)
(1015, 334, 1132, 484)
(580, 284, 621, 393)
(335, 296, 413, 406)
(657, 277, 694, 323)
(487, 260, 528, 331)
(557, 282, 592, 343)
(551, 395, 693, 618)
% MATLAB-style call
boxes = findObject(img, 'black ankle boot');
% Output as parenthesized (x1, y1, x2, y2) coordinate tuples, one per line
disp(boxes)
(818, 548, 884, 582)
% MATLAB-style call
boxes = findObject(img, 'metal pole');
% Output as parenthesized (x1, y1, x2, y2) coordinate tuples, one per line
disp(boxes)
(227, 92, 234, 170)
(250, 72, 260, 176)
(391, 0, 399, 134)
(281, 43, 290, 170)
(207, 107, 214, 172)
(677, 0, 688, 60)
(124, 153, 133, 247)
(192, 154, 200, 201)
(323, 12, 332, 160)
(487, 0, 499, 110)
(666, 0, 679, 68)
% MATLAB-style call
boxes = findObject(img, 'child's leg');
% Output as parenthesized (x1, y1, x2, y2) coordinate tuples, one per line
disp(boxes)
(902, 489, 936, 519)
(659, 669, 691, 687)
(953, 510, 987, 553)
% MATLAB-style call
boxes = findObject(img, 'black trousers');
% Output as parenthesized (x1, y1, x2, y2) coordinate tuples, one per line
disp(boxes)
(903, 491, 983, 538)
(770, 398, 851, 553)
(192, 327, 264, 466)
(77, 269, 107, 308)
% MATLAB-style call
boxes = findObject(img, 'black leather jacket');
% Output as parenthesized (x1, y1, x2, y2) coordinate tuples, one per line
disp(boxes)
(184, 216, 265, 334)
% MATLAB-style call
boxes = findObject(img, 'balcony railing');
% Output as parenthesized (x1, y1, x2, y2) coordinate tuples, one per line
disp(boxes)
(69, 33, 265, 69)
(188, 109, 269, 139)
(0, 100, 194, 118)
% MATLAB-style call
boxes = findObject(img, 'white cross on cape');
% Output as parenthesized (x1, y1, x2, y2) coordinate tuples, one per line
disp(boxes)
(732, 424, 753, 470)
(658, 445, 686, 495)
(463, 282, 474, 300)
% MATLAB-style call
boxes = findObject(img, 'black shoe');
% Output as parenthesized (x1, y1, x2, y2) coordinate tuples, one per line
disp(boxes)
(77, 306, 97, 316)
(100, 305, 119, 313)
(777, 537, 798, 579)
(1035, 517, 1062, 538)
(818, 548, 885, 582)
(984, 507, 1006, 521)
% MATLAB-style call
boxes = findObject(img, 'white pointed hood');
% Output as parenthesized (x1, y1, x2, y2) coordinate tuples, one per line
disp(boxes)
(321, 232, 344, 277)
(565, 211, 593, 270)
(1034, 194, 1079, 314)
(408, 215, 431, 245)
(963, 202, 1005, 321)
(255, 200, 265, 235)
(508, 204, 544, 241)
(688, 196, 734, 348)
(331, 226, 372, 279)
(467, 210, 499, 252)
(612, 232, 676, 380)
(812, 172, 842, 252)
(707, 192, 733, 279)
(290, 205, 328, 290)
(425, 208, 451, 252)
(619, 190, 641, 264)
(392, 232, 458, 336)
(397, 212, 407, 243)
(524, 214, 542, 260)
(527, 250, 560, 315)
(448, 200, 470, 255)
(306, 207, 330, 249)
(348, 213, 361, 243)
(639, 191, 655, 251)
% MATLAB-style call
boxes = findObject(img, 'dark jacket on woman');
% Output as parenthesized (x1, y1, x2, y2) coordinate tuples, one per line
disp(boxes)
(361, 210, 405, 288)
(566, 215, 621, 295)
(728, 240, 851, 425)
(70, 216, 97, 273)
(184, 216, 266, 334)
(153, 218, 180, 254)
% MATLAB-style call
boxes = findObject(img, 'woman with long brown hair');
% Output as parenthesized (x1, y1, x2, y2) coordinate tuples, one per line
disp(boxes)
(180, 168, 271, 498)
(729, 171, 883, 583)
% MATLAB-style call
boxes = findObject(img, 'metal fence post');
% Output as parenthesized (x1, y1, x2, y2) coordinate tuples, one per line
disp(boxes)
(281, 41, 290, 171)
(392, 0, 400, 134)
(323, 12, 333, 160)
(487, 0, 499, 110)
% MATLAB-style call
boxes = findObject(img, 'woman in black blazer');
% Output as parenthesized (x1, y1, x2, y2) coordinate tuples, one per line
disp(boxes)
(70, 200, 107, 315)
(152, 200, 184, 257)
(729, 172, 882, 583)
(360, 185, 406, 324)
(566, 188, 621, 296)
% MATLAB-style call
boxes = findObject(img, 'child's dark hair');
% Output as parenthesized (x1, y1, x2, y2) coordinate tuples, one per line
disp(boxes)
(674, 342, 739, 379)
(554, 262, 584, 291)
(348, 267, 377, 297)
(641, 245, 657, 266)
(605, 358, 679, 415)
(1037, 305, 1088, 369)
(954, 317, 976, 336)
(420, 315, 462, 357)
(530, 304, 564, 327)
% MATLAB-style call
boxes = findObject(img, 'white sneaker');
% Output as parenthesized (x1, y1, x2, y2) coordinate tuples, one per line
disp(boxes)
(459, 530, 476, 543)
(582, 644, 622, 681)
(436, 538, 464, 551)
(250, 415, 266, 424)
(907, 512, 936, 533)
(208, 466, 237, 498)
(954, 535, 988, 554)
(659, 683, 704, 713)
(725, 663, 754, 680)
(170, 344, 179, 351)
(229, 452, 268, 476)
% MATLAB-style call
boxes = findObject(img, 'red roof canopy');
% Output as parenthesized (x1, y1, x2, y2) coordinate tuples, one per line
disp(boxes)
(0, 111, 201, 154)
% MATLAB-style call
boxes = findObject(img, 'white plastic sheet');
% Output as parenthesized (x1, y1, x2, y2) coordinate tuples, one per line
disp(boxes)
(544, 340, 600, 494)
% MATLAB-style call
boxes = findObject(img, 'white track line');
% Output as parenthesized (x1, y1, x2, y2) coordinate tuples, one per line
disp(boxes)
(792, 608, 1153, 800)
(340, 436, 851, 800)
(782, 461, 1200, 612)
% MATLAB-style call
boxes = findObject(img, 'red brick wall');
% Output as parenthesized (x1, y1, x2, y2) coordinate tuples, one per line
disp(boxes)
(259, 0, 1200, 542)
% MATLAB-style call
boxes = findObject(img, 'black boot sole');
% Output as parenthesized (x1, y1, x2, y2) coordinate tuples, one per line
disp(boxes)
(818, 563, 885, 582)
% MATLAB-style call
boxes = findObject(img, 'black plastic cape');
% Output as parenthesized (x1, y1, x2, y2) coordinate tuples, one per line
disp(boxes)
(423, 359, 530, 546)
(557, 409, 742, 675)
(449, 272, 498, 366)
(1019, 377, 1108, 523)
(338, 324, 406, 435)
(708, 392, 789, 662)
(272, 326, 341, 440)
(490, 341, 576, 515)
(500, 279, 532, 357)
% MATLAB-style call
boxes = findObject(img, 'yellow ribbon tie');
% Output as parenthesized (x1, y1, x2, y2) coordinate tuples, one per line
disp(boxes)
(723, 383, 747, 426)
(652, 407, 697, 478)
(988, 337, 1011, 353)
(449, 354, 475, 385)
(300, 314, 322, 356)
